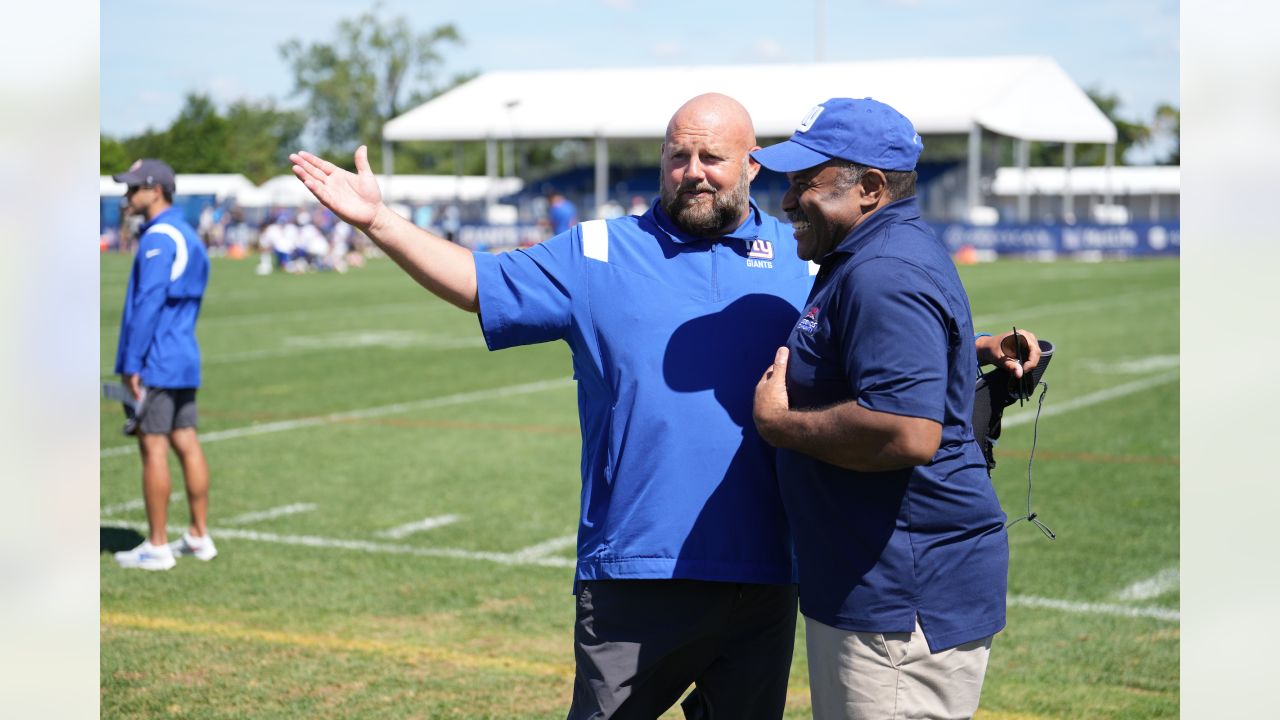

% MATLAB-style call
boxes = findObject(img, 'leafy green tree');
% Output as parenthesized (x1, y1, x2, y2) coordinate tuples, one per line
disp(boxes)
(280, 5, 463, 168)
(1152, 103, 1180, 165)
(224, 100, 307, 183)
(100, 136, 131, 175)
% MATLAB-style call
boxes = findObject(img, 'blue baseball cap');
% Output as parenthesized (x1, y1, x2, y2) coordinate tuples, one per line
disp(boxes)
(113, 158, 177, 195)
(751, 98, 923, 173)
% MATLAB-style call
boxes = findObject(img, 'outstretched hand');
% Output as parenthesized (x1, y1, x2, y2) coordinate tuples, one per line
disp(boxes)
(289, 145, 383, 229)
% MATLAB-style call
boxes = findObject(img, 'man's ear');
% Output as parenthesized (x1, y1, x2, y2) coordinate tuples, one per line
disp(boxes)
(860, 168, 888, 206)
(746, 146, 762, 182)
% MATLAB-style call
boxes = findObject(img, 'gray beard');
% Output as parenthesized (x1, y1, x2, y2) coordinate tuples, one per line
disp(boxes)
(660, 168, 751, 238)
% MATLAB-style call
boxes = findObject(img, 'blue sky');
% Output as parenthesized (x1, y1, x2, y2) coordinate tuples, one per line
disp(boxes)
(102, 0, 1178, 142)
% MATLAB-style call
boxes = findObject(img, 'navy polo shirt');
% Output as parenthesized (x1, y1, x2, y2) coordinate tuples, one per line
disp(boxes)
(114, 208, 209, 389)
(475, 199, 814, 585)
(777, 197, 1008, 652)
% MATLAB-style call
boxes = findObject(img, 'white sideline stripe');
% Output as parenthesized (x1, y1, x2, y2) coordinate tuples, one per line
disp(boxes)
(100, 492, 182, 516)
(376, 514, 461, 539)
(972, 287, 1177, 328)
(508, 534, 577, 561)
(1081, 355, 1180, 374)
(1115, 567, 1179, 601)
(101, 519, 1176, 620)
(224, 503, 318, 526)
(106, 521, 575, 569)
(100, 377, 575, 458)
(1009, 594, 1179, 622)
(1002, 369, 1180, 429)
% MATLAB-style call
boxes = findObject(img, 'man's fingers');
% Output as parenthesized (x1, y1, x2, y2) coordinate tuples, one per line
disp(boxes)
(354, 145, 370, 175)
(774, 346, 789, 368)
(291, 159, 328, 185)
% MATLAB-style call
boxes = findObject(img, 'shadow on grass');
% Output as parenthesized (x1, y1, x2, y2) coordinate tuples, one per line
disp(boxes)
(101, 526, 144, 553)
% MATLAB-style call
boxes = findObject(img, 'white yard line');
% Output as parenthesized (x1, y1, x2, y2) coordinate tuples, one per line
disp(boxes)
(101, 519, 1174, 620)
(100, 492, 182, 516)
(508, 534, 578, 561)
(376, 514, 462, 539)
(1009, 594, 1178, 622)
(105, 521, 575, 569)
(223, 503, 318, 526)
(1002, 370, 1180, 429)
(1115, 567, 1180, 601)
(101, 377, 575, 458)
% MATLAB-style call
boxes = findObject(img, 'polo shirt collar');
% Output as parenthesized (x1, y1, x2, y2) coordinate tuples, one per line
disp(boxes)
(821, 196, 921, 263)
(650, 197, 764, 245)
(142, 207, 182, 233)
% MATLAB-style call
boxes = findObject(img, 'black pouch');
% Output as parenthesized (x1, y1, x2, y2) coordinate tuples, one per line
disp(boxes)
(971, 339, 1054, 474)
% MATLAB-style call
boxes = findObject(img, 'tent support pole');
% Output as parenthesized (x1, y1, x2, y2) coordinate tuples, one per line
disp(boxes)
(966, 125, 981, 221)
(1017, 138, 1030, 223)
(485, 136, 498, 209)
(1063, 142, 1074, 223)
(595, 134, 608, 218)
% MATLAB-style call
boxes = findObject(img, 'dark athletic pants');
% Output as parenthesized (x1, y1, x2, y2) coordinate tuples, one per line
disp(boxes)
(567, 579, 798, 720)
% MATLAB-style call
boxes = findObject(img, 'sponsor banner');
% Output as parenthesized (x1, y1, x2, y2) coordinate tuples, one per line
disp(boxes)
(931, 222, 1180, 256)
(457, 224, 546, 251)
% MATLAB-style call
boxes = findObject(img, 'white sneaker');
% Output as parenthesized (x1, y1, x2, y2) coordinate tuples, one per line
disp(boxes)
(114, 540, 176, 571)
(168, 531, 218, 561)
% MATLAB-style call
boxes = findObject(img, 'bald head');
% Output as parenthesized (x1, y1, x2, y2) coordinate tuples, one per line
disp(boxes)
(660, 94, 761, 237)
(665, 93, 758, 148)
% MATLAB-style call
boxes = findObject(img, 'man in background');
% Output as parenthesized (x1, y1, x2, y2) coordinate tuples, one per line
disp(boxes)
(112, 159, 217, 571)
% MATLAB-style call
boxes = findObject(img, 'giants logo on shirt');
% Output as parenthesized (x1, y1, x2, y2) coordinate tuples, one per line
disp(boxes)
(746, 239, 774, 268)
(797, 305, 820, 334)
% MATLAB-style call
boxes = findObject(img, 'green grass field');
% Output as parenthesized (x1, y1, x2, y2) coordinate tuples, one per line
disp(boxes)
(100, 252, 1179, 719)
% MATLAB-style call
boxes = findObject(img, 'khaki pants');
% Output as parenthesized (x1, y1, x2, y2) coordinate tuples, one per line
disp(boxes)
(805, 616, 992, 720)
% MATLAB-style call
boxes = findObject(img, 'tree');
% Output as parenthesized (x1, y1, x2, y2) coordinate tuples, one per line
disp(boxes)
(100, 136, 131, 175)
(223, 100, 307, 183)
(103, 94, 308, 183)
(1151, 103, 1180, 165)
(280, 5, 462, 167)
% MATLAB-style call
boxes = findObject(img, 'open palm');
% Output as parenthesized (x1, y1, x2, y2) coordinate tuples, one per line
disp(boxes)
(289, 145, 382, 228)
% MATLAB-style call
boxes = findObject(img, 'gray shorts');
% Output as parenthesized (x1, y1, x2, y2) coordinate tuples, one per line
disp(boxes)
(126, 388, 199, 435)
(568, 579, 797, 720)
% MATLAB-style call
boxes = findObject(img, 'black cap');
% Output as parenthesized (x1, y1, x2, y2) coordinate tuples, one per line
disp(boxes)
(113, 158, 176, 196)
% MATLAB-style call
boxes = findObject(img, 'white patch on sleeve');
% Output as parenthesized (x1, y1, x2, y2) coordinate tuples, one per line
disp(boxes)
(580, 219, 608, 263)
(145, 224, 189, 281)
(145, 248, 161, 259)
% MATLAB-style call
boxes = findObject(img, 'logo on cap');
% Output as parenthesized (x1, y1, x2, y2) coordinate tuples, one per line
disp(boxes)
(796, 105, 825, 133)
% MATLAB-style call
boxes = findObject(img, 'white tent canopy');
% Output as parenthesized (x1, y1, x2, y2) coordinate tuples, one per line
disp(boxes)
(992, 166, 1180, 196)
(100, 174, 258, 200)
(384, 56, 1116, 144)
(384, 56, 1116, 218)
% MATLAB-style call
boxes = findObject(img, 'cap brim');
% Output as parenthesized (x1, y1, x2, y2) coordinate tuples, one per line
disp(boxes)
(112, 171, 143, 185)
(750, 140, 833, 173)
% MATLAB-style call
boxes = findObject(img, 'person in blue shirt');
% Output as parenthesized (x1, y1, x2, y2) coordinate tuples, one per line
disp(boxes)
(289, 94, 1035, 719)
(111, 159, 217, 572)
(546, 190, 578, 235)
(751, 98, 1022, 719)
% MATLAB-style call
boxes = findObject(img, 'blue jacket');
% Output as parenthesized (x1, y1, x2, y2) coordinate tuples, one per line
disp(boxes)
(114, 208, 209, 388)
(475, 199, 815, 584)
